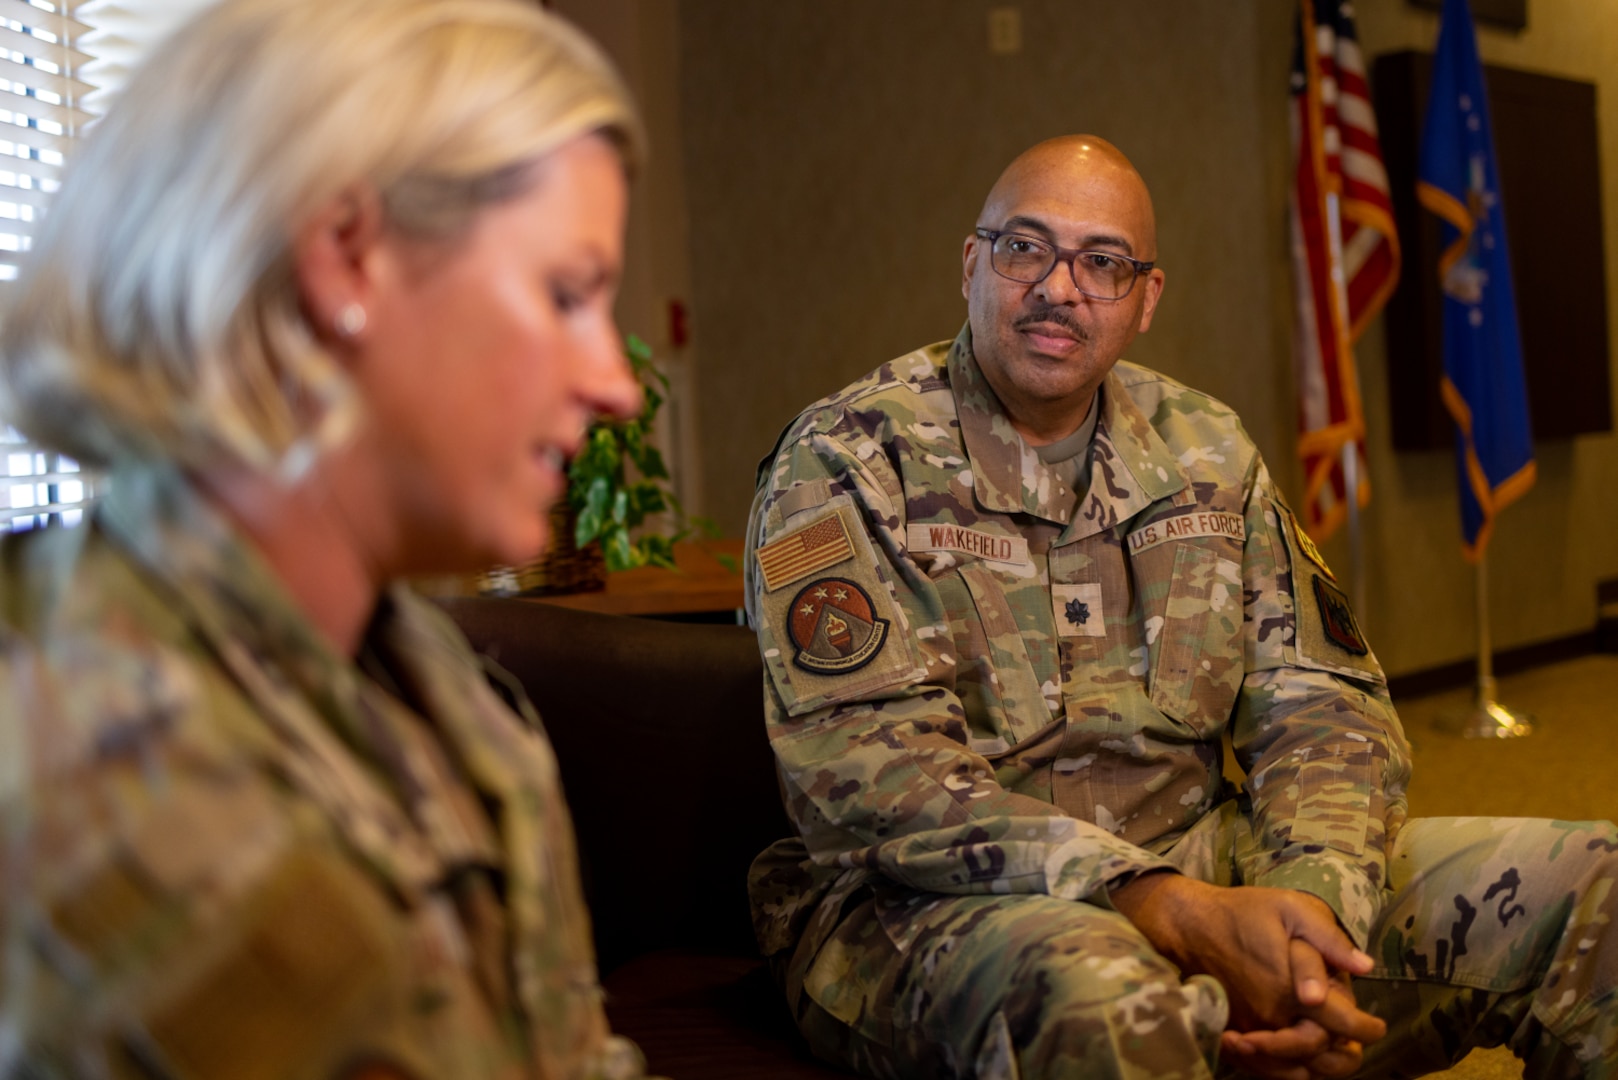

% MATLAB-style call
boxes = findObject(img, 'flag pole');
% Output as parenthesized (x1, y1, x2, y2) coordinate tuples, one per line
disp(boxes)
(1459, 552, 1533, 738)
(1340, 442, 1365, 615)
(1418, 0, 1536, 739)
(1325, 191, 1367, 616)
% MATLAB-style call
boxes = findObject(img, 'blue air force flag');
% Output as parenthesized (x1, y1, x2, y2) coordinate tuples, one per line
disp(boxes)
(1417, 0, 1535, 561)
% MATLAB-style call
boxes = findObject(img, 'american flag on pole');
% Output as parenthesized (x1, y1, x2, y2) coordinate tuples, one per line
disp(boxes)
(1289, 0, 1400, 540)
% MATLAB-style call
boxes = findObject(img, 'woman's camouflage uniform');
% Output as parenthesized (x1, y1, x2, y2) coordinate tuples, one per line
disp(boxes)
(745, 327, 1618, 1079)
(0, 465, 646, 1079)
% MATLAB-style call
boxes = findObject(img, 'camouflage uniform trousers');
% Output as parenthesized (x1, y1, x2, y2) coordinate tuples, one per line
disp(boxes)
(780, 808, 1618, 1080)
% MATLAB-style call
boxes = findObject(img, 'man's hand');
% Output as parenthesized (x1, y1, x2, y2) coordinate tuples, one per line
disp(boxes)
(1109, 872, 1385, 1070)
(1219, 952, 1369, 1079)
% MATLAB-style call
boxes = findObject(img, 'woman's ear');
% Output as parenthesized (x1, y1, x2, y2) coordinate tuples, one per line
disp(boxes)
(294, 186, 388, 351)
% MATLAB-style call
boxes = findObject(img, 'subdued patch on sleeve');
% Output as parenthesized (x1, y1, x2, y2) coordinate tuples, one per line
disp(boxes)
(1311, 576, 1368, 655)
(756, 505, 856, 593)
(1277, 506, 1385, 685)
(754, 500, 921, 716)
(1287, 761, 1370, 856)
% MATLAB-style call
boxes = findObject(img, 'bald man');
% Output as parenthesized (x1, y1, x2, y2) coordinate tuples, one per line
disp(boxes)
(744, 137, 1618, 1079)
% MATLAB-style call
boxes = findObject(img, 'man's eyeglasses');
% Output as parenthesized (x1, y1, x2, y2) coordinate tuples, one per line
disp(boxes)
(974, 228, 1155, 301)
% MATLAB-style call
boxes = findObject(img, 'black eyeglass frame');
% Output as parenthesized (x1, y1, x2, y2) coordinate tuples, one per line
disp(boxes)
(974, 227, 1156, 301)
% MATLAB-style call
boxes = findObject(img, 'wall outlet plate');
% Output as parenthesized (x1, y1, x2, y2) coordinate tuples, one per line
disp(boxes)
(988, 7, 1022, 55)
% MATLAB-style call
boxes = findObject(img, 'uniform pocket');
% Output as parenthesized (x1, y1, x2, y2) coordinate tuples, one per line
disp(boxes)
(955, 561, 1058, 748)
(1147, 542, 1244, 737)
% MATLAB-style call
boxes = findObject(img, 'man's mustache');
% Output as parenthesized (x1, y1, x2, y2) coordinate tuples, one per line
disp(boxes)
(1013, 305, 1090, 341)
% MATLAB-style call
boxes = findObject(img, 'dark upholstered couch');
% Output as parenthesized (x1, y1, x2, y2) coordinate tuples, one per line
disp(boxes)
(437, 597, 848, 1079)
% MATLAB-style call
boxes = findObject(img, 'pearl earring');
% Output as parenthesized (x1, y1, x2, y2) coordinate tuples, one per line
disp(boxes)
(335, 302, 367, 338)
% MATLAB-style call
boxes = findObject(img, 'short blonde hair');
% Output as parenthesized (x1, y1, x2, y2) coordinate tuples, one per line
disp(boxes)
(0, 0, 643, 473)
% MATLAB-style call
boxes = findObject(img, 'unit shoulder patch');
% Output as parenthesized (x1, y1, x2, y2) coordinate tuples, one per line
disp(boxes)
(1293, 521, 1336, 581)
(1312, 576, 1368, 656)
(753, 494, 922, 715)
(1277, 503, 1383, 684)
(787, 577, 889, 674)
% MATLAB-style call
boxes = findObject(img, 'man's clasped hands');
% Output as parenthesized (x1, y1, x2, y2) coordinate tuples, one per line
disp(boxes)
(1113, 874, 1389, 1080)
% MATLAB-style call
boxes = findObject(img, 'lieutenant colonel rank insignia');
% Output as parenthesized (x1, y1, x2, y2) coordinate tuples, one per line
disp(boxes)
(1313, 576, 1368, 656)
(1051, 583, 1106, 638)
(788, 577, 889, 674)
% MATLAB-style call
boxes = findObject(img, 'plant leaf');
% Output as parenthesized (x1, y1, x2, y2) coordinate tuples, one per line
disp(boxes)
(574, 508, 598, 547)
(641, 535, 678, 570)
(634, 445, 669, 480)
(604, 530, 638, 571)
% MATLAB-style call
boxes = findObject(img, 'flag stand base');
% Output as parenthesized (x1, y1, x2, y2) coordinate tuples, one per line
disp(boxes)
(1450, 558, 1533, 739)
(1457, 701, 1534, 739)
(1455, 677, 1534, 739)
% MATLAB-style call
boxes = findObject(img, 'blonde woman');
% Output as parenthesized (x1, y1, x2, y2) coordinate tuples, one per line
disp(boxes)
(0, 0, 652, 1075)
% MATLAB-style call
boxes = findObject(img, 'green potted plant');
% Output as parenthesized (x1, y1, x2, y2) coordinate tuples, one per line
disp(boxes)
(479, 335, 704, 596)
(566, 333, 694, 572)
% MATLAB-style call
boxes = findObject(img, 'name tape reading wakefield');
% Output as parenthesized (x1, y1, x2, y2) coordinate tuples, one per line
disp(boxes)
(1126, 511, 1245, 554)
(905, 524, 1030, 566)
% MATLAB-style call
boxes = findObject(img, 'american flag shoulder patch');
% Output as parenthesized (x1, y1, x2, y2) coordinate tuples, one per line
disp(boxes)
(757, 510, 856, 592)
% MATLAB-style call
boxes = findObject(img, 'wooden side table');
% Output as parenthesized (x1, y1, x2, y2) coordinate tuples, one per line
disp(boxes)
(525, 537, 746, 619)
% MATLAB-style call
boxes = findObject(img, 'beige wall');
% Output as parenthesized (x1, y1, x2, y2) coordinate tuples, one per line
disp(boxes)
(626, 0, 1618, 677)
(1349, 0, 1618, 674)
(552, 0, 707, 515)
(677, 1, 1299, 531)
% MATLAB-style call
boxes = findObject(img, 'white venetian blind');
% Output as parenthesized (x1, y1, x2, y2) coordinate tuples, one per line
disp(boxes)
(0, 0, 91, 291)
(2, 0, 211, 532)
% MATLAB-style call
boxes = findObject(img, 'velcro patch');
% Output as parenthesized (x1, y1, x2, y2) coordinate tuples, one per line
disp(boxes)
(1278, 503, 1382, 683)
(905, 523, 1031, 568)
(1052, 583, 1105, 637)
(1126, 510, 1245, 555)
(757, 510, 855, 592)
(1294, 522, 1336, 581)
(786, 578, 889, 674)
(776, 478, 831, 522)
(1312, 576, 1368, 656)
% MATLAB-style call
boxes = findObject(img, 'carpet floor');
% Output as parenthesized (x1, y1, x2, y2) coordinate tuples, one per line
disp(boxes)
(1373, 653, 1618, 1079)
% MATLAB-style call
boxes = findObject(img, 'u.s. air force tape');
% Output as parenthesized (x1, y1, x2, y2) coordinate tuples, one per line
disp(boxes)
(1126, 510, 1245, 554)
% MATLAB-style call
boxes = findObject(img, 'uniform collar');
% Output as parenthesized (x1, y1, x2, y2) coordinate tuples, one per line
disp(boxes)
(97, 462, 504, 886)
(949, 323, 1187, 539)
(97, 461, 350, 703)
(97, 462, 606, 1053)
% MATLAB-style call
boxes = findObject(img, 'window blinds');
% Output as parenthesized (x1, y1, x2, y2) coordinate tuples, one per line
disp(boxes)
(0, 0, 90, 290)
(2, 0, 209, 532)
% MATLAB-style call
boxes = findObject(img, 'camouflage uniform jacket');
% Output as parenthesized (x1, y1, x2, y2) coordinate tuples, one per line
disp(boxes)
(0, 464, 645, 1080)
(746, 326, 1412, 972)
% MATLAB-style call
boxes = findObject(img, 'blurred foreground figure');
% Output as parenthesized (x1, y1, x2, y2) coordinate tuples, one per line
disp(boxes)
(0, 1, 650, 1075)
(745, 136, 1618, 1080)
